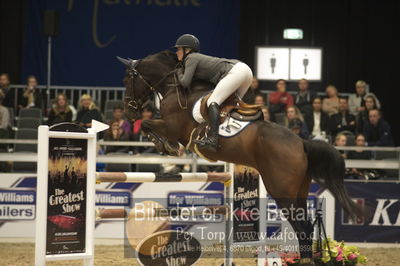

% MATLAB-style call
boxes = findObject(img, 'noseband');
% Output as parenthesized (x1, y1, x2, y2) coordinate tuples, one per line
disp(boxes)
(124, 60, 178, 112)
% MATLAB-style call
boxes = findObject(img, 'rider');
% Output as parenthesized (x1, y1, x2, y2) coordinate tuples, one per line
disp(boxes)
(174, 34, 253, 152)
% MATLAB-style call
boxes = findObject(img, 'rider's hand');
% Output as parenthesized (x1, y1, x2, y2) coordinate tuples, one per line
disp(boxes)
(176, 67, 184, 75)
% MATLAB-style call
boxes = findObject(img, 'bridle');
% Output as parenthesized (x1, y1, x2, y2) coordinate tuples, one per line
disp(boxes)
(124, 60, 178, 112)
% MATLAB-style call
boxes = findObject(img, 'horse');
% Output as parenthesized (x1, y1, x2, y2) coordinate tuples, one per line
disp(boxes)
(118, 50, 363, 265)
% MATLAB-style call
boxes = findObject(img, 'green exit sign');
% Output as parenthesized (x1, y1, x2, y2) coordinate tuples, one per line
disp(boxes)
(283, 29, 303, 40)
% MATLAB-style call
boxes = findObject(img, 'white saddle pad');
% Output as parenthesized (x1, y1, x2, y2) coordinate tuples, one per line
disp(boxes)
(192, 97, 250, 138)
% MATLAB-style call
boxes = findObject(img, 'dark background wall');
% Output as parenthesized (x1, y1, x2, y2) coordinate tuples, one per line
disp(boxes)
(239, 0, 399, 144)
(0, 0, 24, 84)
(0, 0, 398, 144)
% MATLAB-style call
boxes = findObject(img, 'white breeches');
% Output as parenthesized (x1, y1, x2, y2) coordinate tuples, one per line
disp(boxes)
(207, 62, 253, 106)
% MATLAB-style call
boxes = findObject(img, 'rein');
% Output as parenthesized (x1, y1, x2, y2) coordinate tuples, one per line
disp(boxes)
(125, 61, 187, 111)
(173, 73, 188, 110)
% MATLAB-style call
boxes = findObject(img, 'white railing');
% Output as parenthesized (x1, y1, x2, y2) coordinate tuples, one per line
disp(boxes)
(8, 84, 126, 111)
(0, 139, 399, 180)
(8, 84, 352, 111)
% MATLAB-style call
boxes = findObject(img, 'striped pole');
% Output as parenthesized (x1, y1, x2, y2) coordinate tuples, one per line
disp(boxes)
(96, 209, 127, 220)
(96, 206, 229, 220)
(96, 172, 231, 183)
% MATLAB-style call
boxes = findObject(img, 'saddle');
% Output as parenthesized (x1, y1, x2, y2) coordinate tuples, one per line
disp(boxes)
(200, 93, 263, 123)
(188, 93, 263, 162)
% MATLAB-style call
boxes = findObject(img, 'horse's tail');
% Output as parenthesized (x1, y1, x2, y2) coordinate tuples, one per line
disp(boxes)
(303, 139, 364, 220)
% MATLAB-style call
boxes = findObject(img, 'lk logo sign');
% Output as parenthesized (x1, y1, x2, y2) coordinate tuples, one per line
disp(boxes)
(342, 198, 400, 226)
(369, 199, 400, 226)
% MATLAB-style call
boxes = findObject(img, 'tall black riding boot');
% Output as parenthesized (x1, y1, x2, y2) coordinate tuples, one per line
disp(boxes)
(194, 102, 219, 152)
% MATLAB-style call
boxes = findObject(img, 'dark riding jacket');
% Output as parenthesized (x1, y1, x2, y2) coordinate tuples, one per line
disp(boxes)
(177, 52, 239, 88)
(363, 119, 394, 146)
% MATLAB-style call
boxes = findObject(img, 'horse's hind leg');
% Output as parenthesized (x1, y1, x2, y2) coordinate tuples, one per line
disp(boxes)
(296, 176, 314, 264)
(256, 143, 314, 265)
(274, 175, 314, 265)
(274, 198, 314, 265)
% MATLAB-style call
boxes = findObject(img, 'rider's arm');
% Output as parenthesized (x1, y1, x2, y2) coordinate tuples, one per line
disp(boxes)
(177, 56, 199, 88)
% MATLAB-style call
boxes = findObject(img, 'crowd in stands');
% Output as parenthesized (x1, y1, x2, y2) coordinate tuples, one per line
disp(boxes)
(0, 72, 396, 178)
(244, 77, 394, 148)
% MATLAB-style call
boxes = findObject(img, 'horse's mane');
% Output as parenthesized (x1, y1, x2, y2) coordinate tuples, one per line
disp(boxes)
(145, 50, 178, 68)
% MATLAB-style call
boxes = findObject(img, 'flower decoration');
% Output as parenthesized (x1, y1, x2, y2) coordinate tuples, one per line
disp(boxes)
(264, 238, 367, 265)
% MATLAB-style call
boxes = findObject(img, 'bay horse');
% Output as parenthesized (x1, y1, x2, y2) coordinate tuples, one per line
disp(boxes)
(118, 50, 362, 265)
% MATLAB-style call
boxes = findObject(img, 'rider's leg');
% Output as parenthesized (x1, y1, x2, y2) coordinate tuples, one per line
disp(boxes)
(195, 62, 253, 152)
(207, 62, 253, 106)
(233, 63, 253, 99)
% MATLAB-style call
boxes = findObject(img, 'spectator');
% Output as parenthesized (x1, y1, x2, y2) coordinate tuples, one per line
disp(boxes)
(0, 91, 10, 138)
(242, 77, 262, 104)
(294, 78, 316, 116)
(48, 93, 73, 126)
(0, 91, 10, 172)
(284, 106, 309, 139)
(333, 133, 347, 159)
(305, 97, 330, 138)
(356, 94, 380, 133)
(254, 94, 266, 106)
(269, 79, 294, 120)
(0, 73, 15, 108)
(19, 75, 45, 110)
(346, 134, 375, 179)
(363, 109, 394, 146)
(111, 107, 131, 136)
(0, 73, 10, 92)
(328, 97, 356, 137)
(288, 118, 308, 139)
(76, 94, 103, 128)
(103, 120, 130, 153)
(132, 106, 157, 154)
(348, 80, 381, 116)
(261, 106, 270, 121)
(347, 134, 372, 160)
(322, 85, 339, 116)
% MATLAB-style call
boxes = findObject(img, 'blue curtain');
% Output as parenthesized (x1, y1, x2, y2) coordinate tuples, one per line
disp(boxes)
(22, 0, 240, 86)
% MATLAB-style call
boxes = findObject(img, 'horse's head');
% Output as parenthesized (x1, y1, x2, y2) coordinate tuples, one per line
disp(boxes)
(118, 51, 178, 121)
(118, 57, 149, 120)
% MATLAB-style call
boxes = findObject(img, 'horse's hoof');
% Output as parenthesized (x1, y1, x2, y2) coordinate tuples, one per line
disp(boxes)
(299, 258, 315, 266)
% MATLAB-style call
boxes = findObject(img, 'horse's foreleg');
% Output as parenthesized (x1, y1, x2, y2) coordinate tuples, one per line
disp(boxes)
(141, 119, 180, 155)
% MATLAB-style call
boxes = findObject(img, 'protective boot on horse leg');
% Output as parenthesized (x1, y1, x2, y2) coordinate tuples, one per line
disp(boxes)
(174, 34, 253, 152)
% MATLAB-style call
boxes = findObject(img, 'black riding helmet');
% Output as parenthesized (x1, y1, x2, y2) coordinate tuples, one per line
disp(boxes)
(174, 34, 200, 52)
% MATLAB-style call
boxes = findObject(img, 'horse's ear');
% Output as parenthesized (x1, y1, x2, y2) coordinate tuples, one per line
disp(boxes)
(116, 56, 136, 67)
